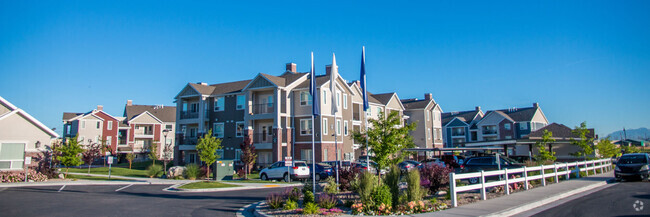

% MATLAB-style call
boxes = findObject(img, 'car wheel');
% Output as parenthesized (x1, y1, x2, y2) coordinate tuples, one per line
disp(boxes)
(283, 173, 290, 182)
(316, 174, 321, 182)
(261, 173, 268, 181)
(469, 177, 479, 184)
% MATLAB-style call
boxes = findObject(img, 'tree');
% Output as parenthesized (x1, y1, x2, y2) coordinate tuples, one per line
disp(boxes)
(148, 142, 159, 167)
(352, 111, 416, 182)
(622, 144, 640, 154)
(126, 151, 135, 170)
(99, 139, 113, 167)
(596, 137, 620, 158)
(162, 142, 173, 176)
(570, 122, 595, 160)
(82, 142, 102, 174)
(56, 135, 84, 178)
(239, 137, 257, 179)
(196, 129, 222, 180)
(535, 130, 556, 162)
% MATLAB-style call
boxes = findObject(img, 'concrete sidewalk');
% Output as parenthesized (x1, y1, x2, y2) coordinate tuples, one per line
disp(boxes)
(418, 171, 615, 217)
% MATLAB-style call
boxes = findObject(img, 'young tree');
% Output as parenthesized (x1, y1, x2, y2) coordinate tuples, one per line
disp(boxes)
(99, 139, 113, 167)
(56, 135, 84, 178)
(82, 142, 103, 174)
(596, 137, 620, 158)
(535, 130, 556, 162)
(148, 142, 159, 167)
(126, 151, 135, 170)
(196, 129, 222, 180)
(352, 111, 416, 181)
(570, 122, 595, 160)
(162, 142, 173, 176)
(239, 137, 256, 179)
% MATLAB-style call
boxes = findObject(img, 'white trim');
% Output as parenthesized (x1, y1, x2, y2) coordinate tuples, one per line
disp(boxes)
(242, 73, 279, 91)
(299, 118, 313, 135)
(213, 96, 225, 112)
(322, 118, 328, 135)
(212, 122, 225, 138)
(129, 111, 164, 124)
(235, 121, 245, 137)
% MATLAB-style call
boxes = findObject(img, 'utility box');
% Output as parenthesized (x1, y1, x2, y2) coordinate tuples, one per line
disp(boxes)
(213, 160, 235, 181)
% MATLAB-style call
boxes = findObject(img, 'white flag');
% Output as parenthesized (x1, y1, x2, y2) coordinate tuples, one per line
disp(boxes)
(330, 53, 339, 115)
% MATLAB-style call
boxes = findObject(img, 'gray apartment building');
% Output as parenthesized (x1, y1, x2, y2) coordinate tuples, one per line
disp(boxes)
(401, 93, 444, 154)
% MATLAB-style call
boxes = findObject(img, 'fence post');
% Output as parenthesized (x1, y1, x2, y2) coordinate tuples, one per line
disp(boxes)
(523, 166, 529, 190)
(565, 162, 570, 180)
(504, 168, 510, 195)
(541, 165, 546, 186)
(450, 172, 457, 207)
(554, 164, 559, 183)
(592, 160, 596, 174)
(480, 170, 486, 200)
(600, 160, 604, 174)
(583, 160, 587, 175)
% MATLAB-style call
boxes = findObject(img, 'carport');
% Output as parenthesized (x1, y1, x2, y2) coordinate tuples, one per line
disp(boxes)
(402, 147, 511, 161)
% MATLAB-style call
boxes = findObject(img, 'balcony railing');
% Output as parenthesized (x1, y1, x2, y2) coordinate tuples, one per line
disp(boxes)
(452, 131, 466, 137)
(483, 130, 498, 135)
(180, 112, 199, 119)
(253, 133, 273, 144)
(252, 103, 274, 114)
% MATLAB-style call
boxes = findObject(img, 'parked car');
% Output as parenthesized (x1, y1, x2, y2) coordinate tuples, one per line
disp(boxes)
(308, 163, 333, 181)
(322, 160, 353, 170)
(420, 158, 446, 168)
(615, 153, 650, 182)
(441, 155, 466, 169)
(398, 160, 422, 173)
(259, 161, 310, 182)
(460, 156, 523, 184)
(509, 155, 537, 163)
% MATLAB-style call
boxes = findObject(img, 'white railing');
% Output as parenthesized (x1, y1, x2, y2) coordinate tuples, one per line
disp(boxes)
(449, 158, 612, 207)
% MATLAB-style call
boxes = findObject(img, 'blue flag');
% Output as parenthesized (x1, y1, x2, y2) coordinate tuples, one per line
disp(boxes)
(310, 52, 320, 116)
(360, 47, 369, 111)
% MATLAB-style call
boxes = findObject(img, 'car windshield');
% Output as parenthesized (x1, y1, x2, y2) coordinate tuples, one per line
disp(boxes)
(295, 162, 307, 167)
(618, 155, 648, 164)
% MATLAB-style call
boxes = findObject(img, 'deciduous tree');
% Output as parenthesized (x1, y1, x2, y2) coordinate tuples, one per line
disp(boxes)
(147, 142, 159, 167)
(82, 142, 102, 174)
(596, 137, 620, 158)
(570, 122, 594, 160)
(56, 135, 84, 178)
(535, 130, 556, 162)
(196, 129, 222, 180)
(239, 137, 256, 179)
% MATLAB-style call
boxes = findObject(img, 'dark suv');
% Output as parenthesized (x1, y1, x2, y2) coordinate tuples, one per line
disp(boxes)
(461, 156, 523, 184)
(615, 153, 650, 181)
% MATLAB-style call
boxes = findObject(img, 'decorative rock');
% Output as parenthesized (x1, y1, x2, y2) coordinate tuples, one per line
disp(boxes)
(167, 166, 186, 178)
(58, 173, 65, 179)
(436, 190, 447, 196)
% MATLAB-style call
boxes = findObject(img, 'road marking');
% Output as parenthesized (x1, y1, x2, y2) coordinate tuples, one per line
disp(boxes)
(263, 185, 280, 187)
(58, 185, 66, 192)
(115, 184, 133, 192)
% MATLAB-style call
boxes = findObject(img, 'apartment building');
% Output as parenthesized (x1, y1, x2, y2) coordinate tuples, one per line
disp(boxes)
(401, 93, 444, 152)
(174, 62, 408, 168)
(63, 101, 176, 160)
(474, 103, 548, 141)
(441, 107, 485, 147)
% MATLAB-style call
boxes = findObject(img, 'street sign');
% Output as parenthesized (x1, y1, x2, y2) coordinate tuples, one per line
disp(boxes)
(107, 156, 114, 165)
(24, 157, 32, 165)
(285, 156, 293, 167)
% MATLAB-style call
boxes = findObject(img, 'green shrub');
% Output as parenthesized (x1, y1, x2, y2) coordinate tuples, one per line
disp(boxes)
(146, 164, 163, 178)
(318, 193, 337, 209)
(303, 181, 314, 194)
(303, 190, 315, 204)
(384, 165, 401, 208)
(351, 171, 378, 207)
(283, 199, 298, 210)
(266, 193, 284, 209)
(302, 202, 320, 215)
(371, 185, 392, 210)
(184, 164, 200, 180)
(324, 177, 340, 194)
(406, 169, 424, 202)
(284, 187, 302, 202)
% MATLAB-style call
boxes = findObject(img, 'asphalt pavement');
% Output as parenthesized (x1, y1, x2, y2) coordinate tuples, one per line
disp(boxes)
(530, 181, 650, 217)
(0, 184, 286, 217)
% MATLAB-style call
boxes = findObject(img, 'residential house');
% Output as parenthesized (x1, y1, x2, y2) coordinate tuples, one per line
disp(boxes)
(474, 103, 549, 142)
(1, 96, 59, 171)
(401, 93, 444, 153)
(120, 100, 176, 160)
(62, 105, 120, 152)
(441, 106, 484, 147)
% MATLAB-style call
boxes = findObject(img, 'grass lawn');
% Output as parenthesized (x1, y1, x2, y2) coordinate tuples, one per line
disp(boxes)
(234, 173, 260, 180)
(66, 167, 149, 178)
(177, 181, 241, 189)
(65, 174, 133, 181)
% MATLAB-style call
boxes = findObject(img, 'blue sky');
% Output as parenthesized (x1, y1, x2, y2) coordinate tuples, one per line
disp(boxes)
(1, 1, 649, 137)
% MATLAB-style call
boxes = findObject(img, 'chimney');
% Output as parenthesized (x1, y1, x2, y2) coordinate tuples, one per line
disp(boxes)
(97, 105, 103, 111)
(424, 93, 433, 100)
(355, 80, 361, 87)
(197, 82, 207, 86)
(325, 64, 332, 76)
(286, 63, 297, 73)
(127, 100, 132, 106)
(533, 102, 539, 108)
(475, 106, 481, 111)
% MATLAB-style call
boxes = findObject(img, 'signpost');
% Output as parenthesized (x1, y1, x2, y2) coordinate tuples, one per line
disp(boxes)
(24, 157, 32, 182)
(285, 156, 292, 182)
(107, 156, 113, 179)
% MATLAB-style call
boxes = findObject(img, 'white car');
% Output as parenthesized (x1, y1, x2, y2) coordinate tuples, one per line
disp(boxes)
(259, 161, 310, 182)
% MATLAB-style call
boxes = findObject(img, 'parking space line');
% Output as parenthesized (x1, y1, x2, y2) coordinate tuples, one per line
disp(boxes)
(58, 185, 66, 192)
(115, 184, 133, 192)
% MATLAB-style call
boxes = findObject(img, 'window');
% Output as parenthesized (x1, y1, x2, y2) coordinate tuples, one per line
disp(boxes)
(182, 125, 187, 136)
(166, 124, 173, 130)
(427, 128, 431, 140)
(322, 90, 327, 105)
(504, 123, 511, 130)
(236, 122, 244, 137)
(377, 107, 382, 115)
(182, 102, 188, 112)
(106, 136, 112, 146)
(235, 149, 242, 160)
(520, 123, 528, 130)
(336, 119, 341, 135)
(427, 111, 430, 121)
(343, 94, 348, 109)
(344, 121, 349, 136)
(188, 153, 196, 164)
(213, 123, 224, 138)
(236, 95, 245, 110)
(96, 121, 100, 129)
(300, 119, 312, 135)
(216, 149, 224, 159)
(190, 103, 198, 113)
(300, 91, 312, 106)
(81, 120, 85, 129)
(336, 91, 341, 107)
(267, 95, 273, 106)
(190, 128, 196, 137)
(108, 121, 113, 130)
(214, 97, 224, 111)
(323, 149, 328, 161)
(322, 118, 328, 135)
(505, 136, 512, 139)
(0, 143, 25, 169)
(301, 149, 313, 162)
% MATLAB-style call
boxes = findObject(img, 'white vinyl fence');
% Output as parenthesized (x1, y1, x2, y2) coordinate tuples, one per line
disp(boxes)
(449, 158, 612, 207)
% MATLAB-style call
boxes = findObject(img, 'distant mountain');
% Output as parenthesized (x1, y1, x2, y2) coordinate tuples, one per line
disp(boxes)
(606, 128, 650, 140)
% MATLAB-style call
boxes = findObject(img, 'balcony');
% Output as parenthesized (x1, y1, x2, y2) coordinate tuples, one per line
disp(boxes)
(253, 133, 273, 144)
(180, 112, 199, 119)
(452, 131, 466, 137)
(482, 130, 498, 135)
(252, 103, 274, 114)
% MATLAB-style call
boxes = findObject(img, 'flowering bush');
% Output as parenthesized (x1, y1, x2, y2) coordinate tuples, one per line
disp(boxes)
(266, 193, 284, 209)
(317, 193, 337, 209)
(338, 167, 359, 191)
(284, 187, 302, 202)
(376, 203, 392, 215)
(351, 203, 364, 215)
(394, 199, 448, 214)
(419, 163, 454, 193)
(0, 169, 48, 183)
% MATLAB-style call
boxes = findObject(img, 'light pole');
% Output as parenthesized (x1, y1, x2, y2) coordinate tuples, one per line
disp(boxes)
(163, 129, 170, 177)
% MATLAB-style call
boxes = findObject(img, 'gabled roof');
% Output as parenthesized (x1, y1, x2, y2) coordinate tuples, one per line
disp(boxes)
(188, 83, 216, 95)
(295, 75, 330, 89)
(260, 73, 286, 87)
(210, 79, 251, 95)
(442, 110, 481, 126)
(0, 96, 59, 138)
(526, 123, 595, 139)
(372, 93, 394, 105)
(124, 104, 176, 123)
(62, 112, 85, 121)
(496, 107, 537, 122)
(401, 99, 432, 110)
(478, 110, 515, 124)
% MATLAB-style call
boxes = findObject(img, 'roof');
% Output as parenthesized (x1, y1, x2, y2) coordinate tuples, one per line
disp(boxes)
(371, 93, 394, 105)
(62, 112, 85, 121)
(260, 73, 286, 87)
(124, 105, 176, 122)
(295, 75, 331, 89)
(491, 110, 516, 122)
(210, 79, 251, 95)
(442, 110, 481, 125)
(0, 96, 59, 138)
(188, 83, 216, 95)
(496, 107, 537, 122)
(526, 123, 596, 139)
(401, 99, 431, 110)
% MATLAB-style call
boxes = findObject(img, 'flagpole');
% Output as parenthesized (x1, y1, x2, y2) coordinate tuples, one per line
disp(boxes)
(311, 114, 316, 193)
(335, 126, 339, 186)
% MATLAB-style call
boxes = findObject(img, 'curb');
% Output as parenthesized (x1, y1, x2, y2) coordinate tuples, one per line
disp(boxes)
(163, 183, 302, 192)
(483, 177, 614, 217)
(254, 201, 271, 217)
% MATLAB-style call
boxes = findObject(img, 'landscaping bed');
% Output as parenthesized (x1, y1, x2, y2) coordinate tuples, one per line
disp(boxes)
(176, 181, 240, 189)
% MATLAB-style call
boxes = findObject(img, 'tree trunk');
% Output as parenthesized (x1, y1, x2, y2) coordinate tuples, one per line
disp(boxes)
(245, 164, 248, 180)
(88, 163, 92, 175)
(65, 167, 69, 179)
(129, 161, 132, 169)
(207, 166, 210, 180)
